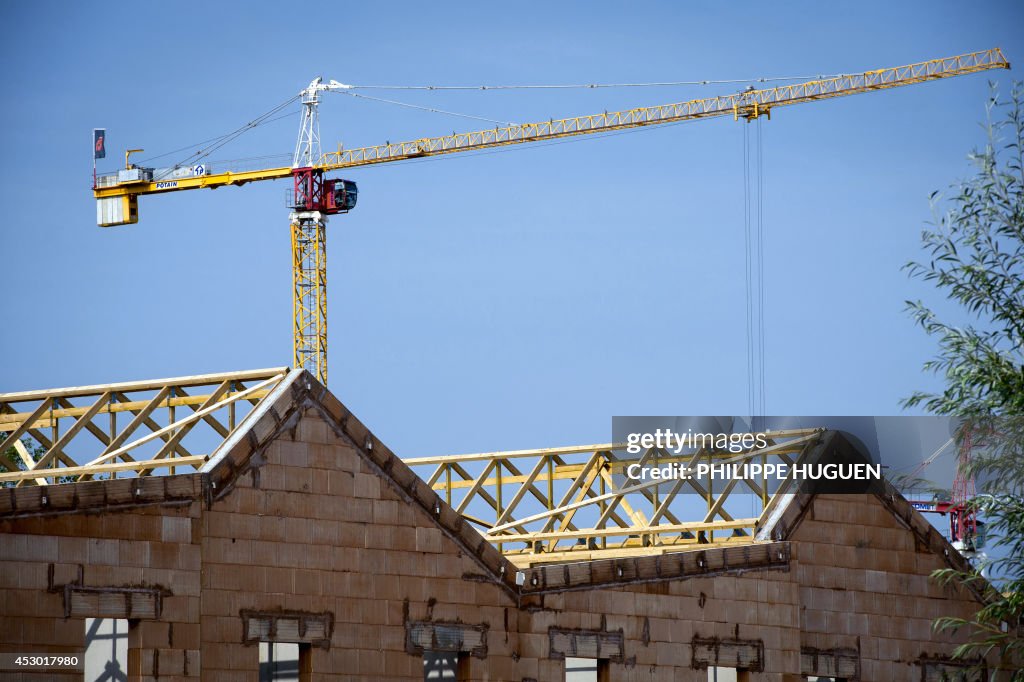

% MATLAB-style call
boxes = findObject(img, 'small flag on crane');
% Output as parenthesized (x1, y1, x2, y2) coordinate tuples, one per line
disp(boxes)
(93, 129, 106, 160)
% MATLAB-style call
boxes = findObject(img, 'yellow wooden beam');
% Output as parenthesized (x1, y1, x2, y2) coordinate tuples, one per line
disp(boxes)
(0, 455, 207, 483)
(0, 390, 274, 430)
(504, 536, 756, 567)
(0, 368, 287, 403)
(488, 518, 757, 543)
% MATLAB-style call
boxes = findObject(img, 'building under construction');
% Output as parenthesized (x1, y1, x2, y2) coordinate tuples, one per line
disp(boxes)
(3, 45, 1017, 682)
(0, 368, 1004, 680)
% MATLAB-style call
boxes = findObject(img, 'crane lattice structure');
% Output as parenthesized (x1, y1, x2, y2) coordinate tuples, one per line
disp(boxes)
(93, 48, 1009, 385)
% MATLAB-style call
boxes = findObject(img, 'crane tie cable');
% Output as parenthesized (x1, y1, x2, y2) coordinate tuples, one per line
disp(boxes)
(136, 95, 301, 168)
(331, 90, 517, 126)
(341, 75, 846, 91)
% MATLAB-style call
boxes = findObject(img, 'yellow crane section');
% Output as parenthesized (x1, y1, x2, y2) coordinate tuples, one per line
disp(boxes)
(319, 47, 1009, 169)
(94, 48, 1008, 208)
(92, 48, 1009, 385)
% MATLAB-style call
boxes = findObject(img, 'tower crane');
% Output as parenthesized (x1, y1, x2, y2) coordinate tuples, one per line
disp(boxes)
(906, 423, 984, 555)
(92, 49, 1009, 386)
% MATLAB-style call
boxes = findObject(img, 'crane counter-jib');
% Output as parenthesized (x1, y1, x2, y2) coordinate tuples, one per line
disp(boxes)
(92, 47, 1009, 228)
(93, 165, 294, 227)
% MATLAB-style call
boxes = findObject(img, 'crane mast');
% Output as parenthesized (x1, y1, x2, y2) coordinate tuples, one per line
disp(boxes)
(290, 207, 329, 382)
(291, 78, 329, 382)
(92, 48, 1009, 385)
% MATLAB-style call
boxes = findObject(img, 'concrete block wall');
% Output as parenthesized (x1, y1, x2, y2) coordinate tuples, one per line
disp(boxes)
(793, 493, 985, 680)
(198, 409, 520, 682)
(536, 567, 802, 681)
(0, 503, 202, 682)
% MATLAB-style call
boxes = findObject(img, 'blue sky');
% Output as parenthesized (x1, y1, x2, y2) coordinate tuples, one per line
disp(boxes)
(1, 1, 1022, 467)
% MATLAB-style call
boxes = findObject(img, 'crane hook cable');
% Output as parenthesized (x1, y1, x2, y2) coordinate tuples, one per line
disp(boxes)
(757, 116, 766, 417)
(742, 117, 767, 419)
(743, 122, 754, 417)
